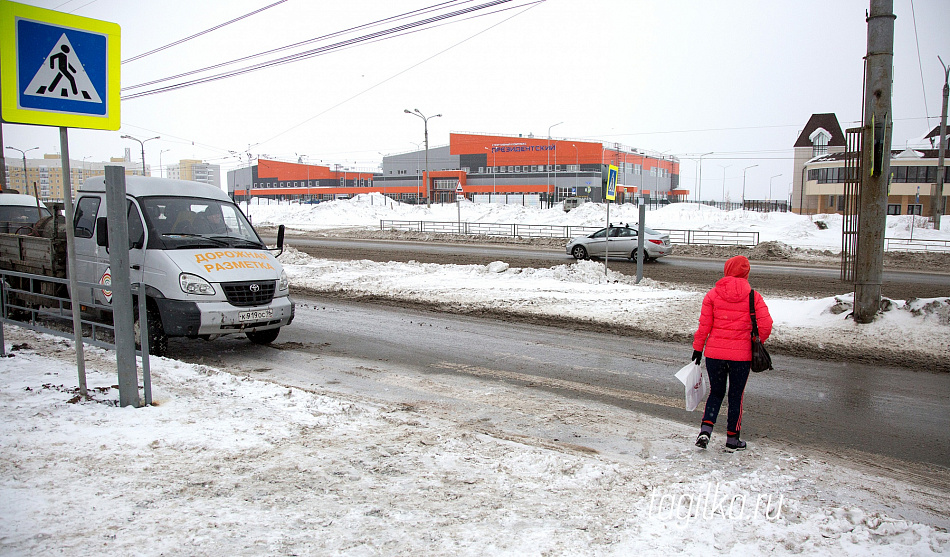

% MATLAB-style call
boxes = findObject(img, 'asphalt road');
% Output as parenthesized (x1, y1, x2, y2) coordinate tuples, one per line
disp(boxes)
(170, 296, 950, 476)
(279, 236, 950, 299)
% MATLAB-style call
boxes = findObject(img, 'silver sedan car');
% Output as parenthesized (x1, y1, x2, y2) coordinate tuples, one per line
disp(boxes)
(566, 224, 672, 261)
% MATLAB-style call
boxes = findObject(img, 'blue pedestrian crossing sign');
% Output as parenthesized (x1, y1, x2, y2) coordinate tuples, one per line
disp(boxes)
(1, 1, 120, 130)
(606, 164, 618, 201)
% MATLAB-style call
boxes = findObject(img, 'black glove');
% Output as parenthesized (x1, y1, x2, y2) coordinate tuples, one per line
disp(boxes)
(691, 350, 703, 365)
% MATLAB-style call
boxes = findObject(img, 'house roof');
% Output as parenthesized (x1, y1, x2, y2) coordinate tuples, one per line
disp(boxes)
(808, 149, 944, 164)
(794, 113, 846, 148)
(924, 125, 948, 140)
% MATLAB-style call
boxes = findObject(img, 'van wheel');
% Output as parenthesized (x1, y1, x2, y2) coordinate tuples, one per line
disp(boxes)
(134, 301, 168, 357)
(246, 328, 280, 345)
(571, 245, 589, 260)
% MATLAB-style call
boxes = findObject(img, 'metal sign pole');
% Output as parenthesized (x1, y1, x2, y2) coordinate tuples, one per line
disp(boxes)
(60, 127, 87, 396)
(636, 204, 646, 283)
(137, 282, 152, 406)
(104, 166, 138, 407)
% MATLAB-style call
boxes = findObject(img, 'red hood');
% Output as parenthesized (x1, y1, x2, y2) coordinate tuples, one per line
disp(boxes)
(713, 275, 752, 303)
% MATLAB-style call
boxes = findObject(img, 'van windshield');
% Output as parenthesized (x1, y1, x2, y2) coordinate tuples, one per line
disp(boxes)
(140, 196, 265, 250)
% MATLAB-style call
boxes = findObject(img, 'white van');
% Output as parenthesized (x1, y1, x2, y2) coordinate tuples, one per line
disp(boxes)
(563, 197, 589, 212)
(73, 176, 294, 354)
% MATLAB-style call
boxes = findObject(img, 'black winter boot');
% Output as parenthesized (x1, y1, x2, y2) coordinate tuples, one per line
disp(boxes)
(724, 436, 747, 453)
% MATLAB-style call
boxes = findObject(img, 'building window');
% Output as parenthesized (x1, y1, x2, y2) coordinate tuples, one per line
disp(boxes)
(634, 164, 642, 175)
(515, 166, 521, 173)
(908, 204, 922, 216)
(887, 204, 902, 215)
(812, 131, 829, 157)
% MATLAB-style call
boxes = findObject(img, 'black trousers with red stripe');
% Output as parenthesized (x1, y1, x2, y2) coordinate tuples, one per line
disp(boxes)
(701, 358, 751, 437)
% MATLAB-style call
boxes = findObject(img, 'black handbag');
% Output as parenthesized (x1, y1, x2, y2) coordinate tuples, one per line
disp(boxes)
(749, 290, 773, 372)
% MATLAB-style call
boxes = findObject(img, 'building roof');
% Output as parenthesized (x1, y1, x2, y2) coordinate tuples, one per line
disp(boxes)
(808, 149, 945, 164)
(794, 113, 846, 148)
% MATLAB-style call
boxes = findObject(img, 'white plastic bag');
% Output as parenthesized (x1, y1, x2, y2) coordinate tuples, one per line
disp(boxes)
(675, 361, 709, 412)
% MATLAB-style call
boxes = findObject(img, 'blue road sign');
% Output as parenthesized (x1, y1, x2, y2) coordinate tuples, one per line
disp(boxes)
(1, 1, 120, 129)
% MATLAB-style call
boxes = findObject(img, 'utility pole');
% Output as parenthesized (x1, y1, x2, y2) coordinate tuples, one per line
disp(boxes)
(931, 56, 948, 230)
(0, 125, 7, 191)
(854, 0, 895, 324)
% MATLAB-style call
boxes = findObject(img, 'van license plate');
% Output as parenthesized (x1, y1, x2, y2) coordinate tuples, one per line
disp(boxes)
(239, 309, 273, 322)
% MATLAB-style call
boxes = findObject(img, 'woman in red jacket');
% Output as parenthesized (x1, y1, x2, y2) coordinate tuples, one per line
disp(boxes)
(692, 255, 772, 452)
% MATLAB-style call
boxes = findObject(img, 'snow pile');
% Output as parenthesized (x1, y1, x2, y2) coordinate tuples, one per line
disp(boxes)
(1, 331, 948, 555)
(245, 197, 950, 252)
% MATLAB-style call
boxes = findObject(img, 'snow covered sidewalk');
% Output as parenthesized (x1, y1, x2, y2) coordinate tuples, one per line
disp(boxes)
(1, 326, 948, 556)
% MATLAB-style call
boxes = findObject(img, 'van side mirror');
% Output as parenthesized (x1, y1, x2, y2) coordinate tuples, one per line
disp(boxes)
(275, 224, 285, 257)
(96, 217, 108, 248)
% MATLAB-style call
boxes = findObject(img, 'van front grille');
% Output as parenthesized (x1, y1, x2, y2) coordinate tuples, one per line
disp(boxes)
(222, 280, 275, 307)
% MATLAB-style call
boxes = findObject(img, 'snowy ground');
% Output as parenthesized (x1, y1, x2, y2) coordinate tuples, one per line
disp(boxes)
(2, 197, 949, 555)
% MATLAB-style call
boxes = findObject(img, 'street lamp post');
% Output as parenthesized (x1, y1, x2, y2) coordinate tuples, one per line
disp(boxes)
(484, 146, 497, 196)
(696, 152, 713, 203)
(547, 121, 563, 205)
(718, 164, 732, 204)
(769, 174, 782, 205)
(571, 144, 578, 192)
(741, 164, 758, 208)
(654, 150, 671, 199)
(159, 149, 170, 179)
(5, 146, 39, 193)
(409, 141, 423, 203)
(120, 134, 160, 176)
(405, 109, 441, 208)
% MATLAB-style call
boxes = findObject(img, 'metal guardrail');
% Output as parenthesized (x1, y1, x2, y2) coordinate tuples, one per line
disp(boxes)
(1, 268, 117, 351)
(380, 220, 760, 246)
(380, 220, 950, 251)
(381, 220, 602, 240)
(658, 229, 760, 246)
(884, 237, 950, 253)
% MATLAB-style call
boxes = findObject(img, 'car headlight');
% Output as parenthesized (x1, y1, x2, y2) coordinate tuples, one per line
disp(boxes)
(278, 269, 289, 293)
(180, 272, 216, 295)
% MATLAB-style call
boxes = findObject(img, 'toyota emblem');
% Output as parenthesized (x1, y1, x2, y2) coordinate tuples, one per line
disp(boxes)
(249, 283, 260, 292)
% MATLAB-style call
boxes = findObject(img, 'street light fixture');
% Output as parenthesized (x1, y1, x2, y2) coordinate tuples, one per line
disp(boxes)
(120, 134, 160, 176)
(5, 146, 39, 193)
(741, 164, 758, 207)
(404, 109, 441, 207)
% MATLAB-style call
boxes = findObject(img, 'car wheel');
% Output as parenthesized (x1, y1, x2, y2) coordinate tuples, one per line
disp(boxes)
(134, 300, 168, 357)
(571, 245, 589, 260)
(247, 327, 281, 345)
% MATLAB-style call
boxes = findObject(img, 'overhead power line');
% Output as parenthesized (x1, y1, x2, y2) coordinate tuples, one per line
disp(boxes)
(121, 0, 531, 100)
(122, 0, 288, 64)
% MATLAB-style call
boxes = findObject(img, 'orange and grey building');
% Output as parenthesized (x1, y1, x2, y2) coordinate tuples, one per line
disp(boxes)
(227, 132, 684, 205)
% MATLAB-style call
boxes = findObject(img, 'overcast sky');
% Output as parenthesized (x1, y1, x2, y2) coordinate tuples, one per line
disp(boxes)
(2, 0, 948, 201)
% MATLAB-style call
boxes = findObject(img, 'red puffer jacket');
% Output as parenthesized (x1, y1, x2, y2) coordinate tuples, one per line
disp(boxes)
(693, 276, 773, 362)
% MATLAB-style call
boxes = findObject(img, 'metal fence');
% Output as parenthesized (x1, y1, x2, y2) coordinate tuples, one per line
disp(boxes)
(658, 229, 760, 246)
(380, 220, 602, 239)
(883, 237, 950, 253)
(0, 268, 117, 351)
(380, 220, 761, 246)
